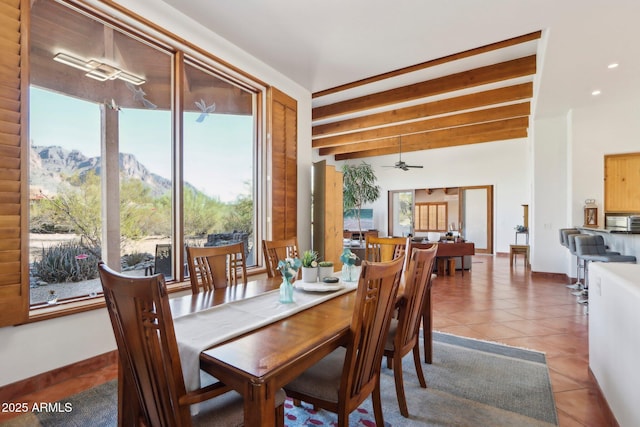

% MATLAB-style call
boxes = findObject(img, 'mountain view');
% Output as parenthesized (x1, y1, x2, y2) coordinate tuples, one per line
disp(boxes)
(29, 145, 173, 198)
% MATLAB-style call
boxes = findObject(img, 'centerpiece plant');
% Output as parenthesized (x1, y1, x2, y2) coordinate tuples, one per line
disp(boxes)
(340, 248, 359, 282)
(277, 257, 301, 303)
(301, 250, 319, 283)
(318, 260, 334, 281)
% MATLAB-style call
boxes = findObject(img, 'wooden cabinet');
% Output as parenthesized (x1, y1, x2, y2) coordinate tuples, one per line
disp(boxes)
(605, 152, 640, 213)
(312, 161, 343, 265)
(342, 230, 378, 241)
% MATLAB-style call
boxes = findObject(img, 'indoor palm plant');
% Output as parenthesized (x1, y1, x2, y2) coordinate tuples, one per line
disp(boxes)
(342, 162, 381, 243)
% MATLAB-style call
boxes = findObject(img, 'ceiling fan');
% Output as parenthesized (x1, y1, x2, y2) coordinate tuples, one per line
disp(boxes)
(384, 136, 423, 171)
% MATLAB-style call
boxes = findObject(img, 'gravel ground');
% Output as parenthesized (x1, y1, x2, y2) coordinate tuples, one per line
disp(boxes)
(30, 268, 148, 305)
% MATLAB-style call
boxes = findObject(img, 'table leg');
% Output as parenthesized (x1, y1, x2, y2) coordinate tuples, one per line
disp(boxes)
(244, 381, 276, 427)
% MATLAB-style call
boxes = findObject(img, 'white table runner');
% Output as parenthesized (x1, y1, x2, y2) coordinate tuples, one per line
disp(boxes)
(173, 279, 358, 392)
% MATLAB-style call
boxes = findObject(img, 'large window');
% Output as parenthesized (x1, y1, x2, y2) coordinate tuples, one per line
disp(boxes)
(28, 0, 262, 307)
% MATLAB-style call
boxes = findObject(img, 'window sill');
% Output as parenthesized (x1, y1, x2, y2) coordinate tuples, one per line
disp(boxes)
(25, 281, 192, 324)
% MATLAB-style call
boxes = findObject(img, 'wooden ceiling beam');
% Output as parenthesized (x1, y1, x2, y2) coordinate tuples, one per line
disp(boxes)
(322, 116, 529, 157)
(312, 55, 536, 121)
(312, 82, 532, 137)
(334, 128, 527, 160)
(313, 31, 541, 98)
(312, 102, 530, 148)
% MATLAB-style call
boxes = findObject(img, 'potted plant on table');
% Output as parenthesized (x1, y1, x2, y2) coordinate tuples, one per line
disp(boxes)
(301, 250, 319, 283)
(318, 260, 334, 281)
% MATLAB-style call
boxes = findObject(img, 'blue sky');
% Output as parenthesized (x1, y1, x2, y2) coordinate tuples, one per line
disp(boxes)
(30, 87, 253, 202)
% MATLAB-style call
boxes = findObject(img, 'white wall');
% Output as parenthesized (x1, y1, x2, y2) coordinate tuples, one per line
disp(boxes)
(327, 137, 531, 254)
(532, 114, 571, 274)
(0, 0, 312, 387)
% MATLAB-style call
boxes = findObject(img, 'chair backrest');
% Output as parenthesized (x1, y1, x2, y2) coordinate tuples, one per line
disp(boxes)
(186, 243, 247, 293)
(574, 234, 609, 256)
(363, 236, 409, 263)
(394, 245, 438, 352)
(98, 262, 190, 427)
(341, 256, 404, 405)
(262, 237, 300, 278)
(566, 233, 582, 255)
(560, 228, 580, 248)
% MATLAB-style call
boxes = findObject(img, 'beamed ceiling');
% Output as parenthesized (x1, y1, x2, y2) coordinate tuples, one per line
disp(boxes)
(311, 32, 539, 161)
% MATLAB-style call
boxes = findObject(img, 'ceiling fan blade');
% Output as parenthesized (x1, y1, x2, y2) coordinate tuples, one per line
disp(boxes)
(406, 165, 424, 168)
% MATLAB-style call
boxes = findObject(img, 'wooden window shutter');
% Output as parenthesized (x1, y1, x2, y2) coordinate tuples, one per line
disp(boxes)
(0, 0, 29, 326)
(268, 87, 297, 240)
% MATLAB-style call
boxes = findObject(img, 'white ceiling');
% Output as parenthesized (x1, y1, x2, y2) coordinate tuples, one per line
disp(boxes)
(159, 0, 640, 119)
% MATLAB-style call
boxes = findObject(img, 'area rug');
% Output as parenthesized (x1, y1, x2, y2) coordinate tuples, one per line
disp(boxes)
(1, 332, 558, 427)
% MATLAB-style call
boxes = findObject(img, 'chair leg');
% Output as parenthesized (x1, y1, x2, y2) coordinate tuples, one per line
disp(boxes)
(392, 353, 409, 417)
(275, 402, 285, 426)
(386, 354, 392, 369)
(372, 379, 385, 427)
(412, 344, 427, 388)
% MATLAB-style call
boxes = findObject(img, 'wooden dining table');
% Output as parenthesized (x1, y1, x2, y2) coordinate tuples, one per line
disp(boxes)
(117, 271, 433, 427)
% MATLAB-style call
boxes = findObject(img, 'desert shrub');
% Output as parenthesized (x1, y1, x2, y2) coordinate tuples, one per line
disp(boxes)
(121, 252, 153, 269)
(32, 241, 100, 283)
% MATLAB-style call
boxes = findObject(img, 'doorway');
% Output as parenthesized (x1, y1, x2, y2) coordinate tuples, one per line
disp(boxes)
(459, 185, 493, 254)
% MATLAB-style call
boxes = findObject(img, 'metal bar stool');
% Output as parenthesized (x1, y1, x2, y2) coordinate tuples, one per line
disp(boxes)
(574, 234, 635, 305)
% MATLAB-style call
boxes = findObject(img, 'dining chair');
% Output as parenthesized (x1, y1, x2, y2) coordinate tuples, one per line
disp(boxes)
(363, 235, 409, 263)
(262, 237, 300, 278)
(98, 262, 285, 426)
(186, 243, 247, 294)
(407, 240, 438, 363)
(283, 256, 404, 427)
(384, 245, 438, 417)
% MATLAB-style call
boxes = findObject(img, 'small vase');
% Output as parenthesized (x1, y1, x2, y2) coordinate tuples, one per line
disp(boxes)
(279, 278, 295, 303)
(301, 266, 318, 283)
(341, 264, 356, 282)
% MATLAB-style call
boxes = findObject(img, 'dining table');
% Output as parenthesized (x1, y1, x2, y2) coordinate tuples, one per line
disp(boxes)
(116, 268, 433, 427)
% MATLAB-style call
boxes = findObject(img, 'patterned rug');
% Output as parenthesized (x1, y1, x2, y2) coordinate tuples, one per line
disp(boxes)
(2, 332, 558, 427)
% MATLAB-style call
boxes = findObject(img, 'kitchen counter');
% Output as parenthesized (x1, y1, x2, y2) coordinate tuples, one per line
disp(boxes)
(575, 227, 639, 265)
(589, 263, 640, 426)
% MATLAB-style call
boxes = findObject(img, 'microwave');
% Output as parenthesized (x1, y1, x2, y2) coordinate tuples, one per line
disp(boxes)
(605, 215, 640, 232)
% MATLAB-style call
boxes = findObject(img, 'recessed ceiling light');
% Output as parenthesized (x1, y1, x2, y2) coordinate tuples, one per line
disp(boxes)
(592, 90, 601, 96)
(608, 63, 619, 69)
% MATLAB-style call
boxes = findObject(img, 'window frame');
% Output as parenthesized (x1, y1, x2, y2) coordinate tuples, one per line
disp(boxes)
(24, 0, 269, 318)
(414, 202, 448, 232)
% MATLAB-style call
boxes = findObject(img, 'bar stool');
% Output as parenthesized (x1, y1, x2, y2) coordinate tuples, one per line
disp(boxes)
(560, 228, 582, 289)
(574, 235, 635, 304)
(565, 233, 586, 290)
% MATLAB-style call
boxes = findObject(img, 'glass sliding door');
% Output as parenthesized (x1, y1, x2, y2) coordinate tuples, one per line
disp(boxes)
(388, 190, 414, 237)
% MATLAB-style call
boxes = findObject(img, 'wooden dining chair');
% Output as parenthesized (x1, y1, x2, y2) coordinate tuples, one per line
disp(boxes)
(407, 240, 438, 364)
(186, 243, 247, 294)
(384, 245, 438, 417)
(283, 256, 404, 427)
(98, 262, 285, 427)
(363, 235, 409, 263)
(262, 237, 300, 278)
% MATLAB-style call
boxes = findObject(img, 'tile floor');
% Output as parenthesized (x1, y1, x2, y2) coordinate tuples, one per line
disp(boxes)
(0, 254, 608, 426)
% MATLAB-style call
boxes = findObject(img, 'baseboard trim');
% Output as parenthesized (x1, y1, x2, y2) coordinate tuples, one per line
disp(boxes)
(588, 367, 620, 427)
(0, 350, 117, 402)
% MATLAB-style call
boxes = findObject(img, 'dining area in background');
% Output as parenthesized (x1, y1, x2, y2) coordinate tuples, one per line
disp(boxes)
(96, 233, 442, 426)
